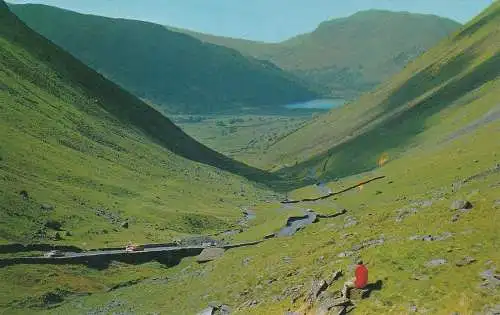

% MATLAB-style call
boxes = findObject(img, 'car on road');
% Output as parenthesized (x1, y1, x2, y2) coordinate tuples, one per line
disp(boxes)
(125, 244, 144, 252)
(44, 250, 64, 258)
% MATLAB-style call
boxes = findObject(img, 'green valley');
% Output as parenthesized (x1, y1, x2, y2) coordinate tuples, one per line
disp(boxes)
(1, 1, 499, 315)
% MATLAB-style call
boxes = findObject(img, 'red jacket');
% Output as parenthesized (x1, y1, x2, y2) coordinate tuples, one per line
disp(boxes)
(354, 264, 368, 288)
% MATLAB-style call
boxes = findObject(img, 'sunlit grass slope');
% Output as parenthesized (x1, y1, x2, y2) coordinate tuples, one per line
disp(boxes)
(261, 2, 500, 181)
(6, 81, 498, 314)
(0, 1, 277, 247)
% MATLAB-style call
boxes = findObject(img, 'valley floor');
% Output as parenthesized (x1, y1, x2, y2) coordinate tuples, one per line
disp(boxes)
(172, 112, 316, 168)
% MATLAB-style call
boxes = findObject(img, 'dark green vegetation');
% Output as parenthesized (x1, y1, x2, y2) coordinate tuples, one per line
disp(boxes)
(0, 0, 278, 247)
(260, 3, 500, 181)
(176, 10, 461, 99)
(8, 4, 319, 114)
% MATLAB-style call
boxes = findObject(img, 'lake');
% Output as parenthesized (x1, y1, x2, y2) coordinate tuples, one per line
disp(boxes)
(284, 99, 346, 110)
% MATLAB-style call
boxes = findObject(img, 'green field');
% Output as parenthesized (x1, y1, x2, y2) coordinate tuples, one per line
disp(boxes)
(173, 113, 314, 166)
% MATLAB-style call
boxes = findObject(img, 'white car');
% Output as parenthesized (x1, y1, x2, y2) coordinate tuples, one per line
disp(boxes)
(44, 250, 64, 258)
(125, 244, 144, 252)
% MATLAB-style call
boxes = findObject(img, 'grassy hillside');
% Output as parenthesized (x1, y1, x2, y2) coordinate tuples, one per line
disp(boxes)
(1, 2, 499, 315)
(260, 3, 500, 181)
(178, 10, 461, 99)
(0, 0, 279, 246)
(8, 4, 319, 114)
(19, 4, 496, 314)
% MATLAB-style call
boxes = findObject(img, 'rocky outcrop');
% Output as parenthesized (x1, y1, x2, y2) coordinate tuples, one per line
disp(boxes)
(197, 302, 232, 315)
(306, 280, 328, 304)
(409, 232, 453, 242)
(337, 237, 385, 257)
(450, 200, 473, 210)
(196, 248, 225, 263)
(425, 258, 447, 267)
(479, 269, 500, 290)
(455, 256, 476, 267)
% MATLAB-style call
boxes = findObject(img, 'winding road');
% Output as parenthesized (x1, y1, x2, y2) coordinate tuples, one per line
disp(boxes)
(0, 204, 347, 268)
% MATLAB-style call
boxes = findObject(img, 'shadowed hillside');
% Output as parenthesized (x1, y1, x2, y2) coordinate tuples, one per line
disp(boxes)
(175, 10, 461, 99)
(9, 3, 319, 114)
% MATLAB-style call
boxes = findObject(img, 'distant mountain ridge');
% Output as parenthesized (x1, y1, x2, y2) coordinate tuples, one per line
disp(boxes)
(259, 3, 500, 180)
(9, 3, 319, 114)
(175, 10, 461, 98)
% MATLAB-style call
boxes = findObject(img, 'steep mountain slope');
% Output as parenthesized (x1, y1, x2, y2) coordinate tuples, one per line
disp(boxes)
(261, 2, 500, 181)
(177, 10, 461, 98)
(0, 1, 277, 245)
(1, 3, 499, 314)
(8, 4, 319, 114)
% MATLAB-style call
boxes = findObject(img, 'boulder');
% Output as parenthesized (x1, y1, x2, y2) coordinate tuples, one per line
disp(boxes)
(450, 200, 472, 210)
(317, 296, 351, 315)
(349, 288, 370, 301)
(306, 280, 328, 303)
(241, 300, 259, 308)
(196, 248, 225, 263)
(425, 259, 447, 267)
(219, 304, 232, 315)
(326, 270, 342, 286)
(455, 256, 476, 267)
(281, 285, 303, 304)
(121, 221, 129, 229)
(479, 269, 500, 289)
(482, 304, 500, 315)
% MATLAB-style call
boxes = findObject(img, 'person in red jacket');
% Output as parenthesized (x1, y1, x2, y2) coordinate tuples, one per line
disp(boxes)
(342, 259, 368, 298)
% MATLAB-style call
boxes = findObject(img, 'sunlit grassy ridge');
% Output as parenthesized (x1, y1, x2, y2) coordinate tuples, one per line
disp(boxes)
(260, 2, 500, 180)
(0, 1, 277, 246)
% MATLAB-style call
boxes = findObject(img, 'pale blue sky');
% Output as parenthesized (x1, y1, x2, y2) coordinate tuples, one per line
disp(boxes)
(7, 0, 495, 42)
